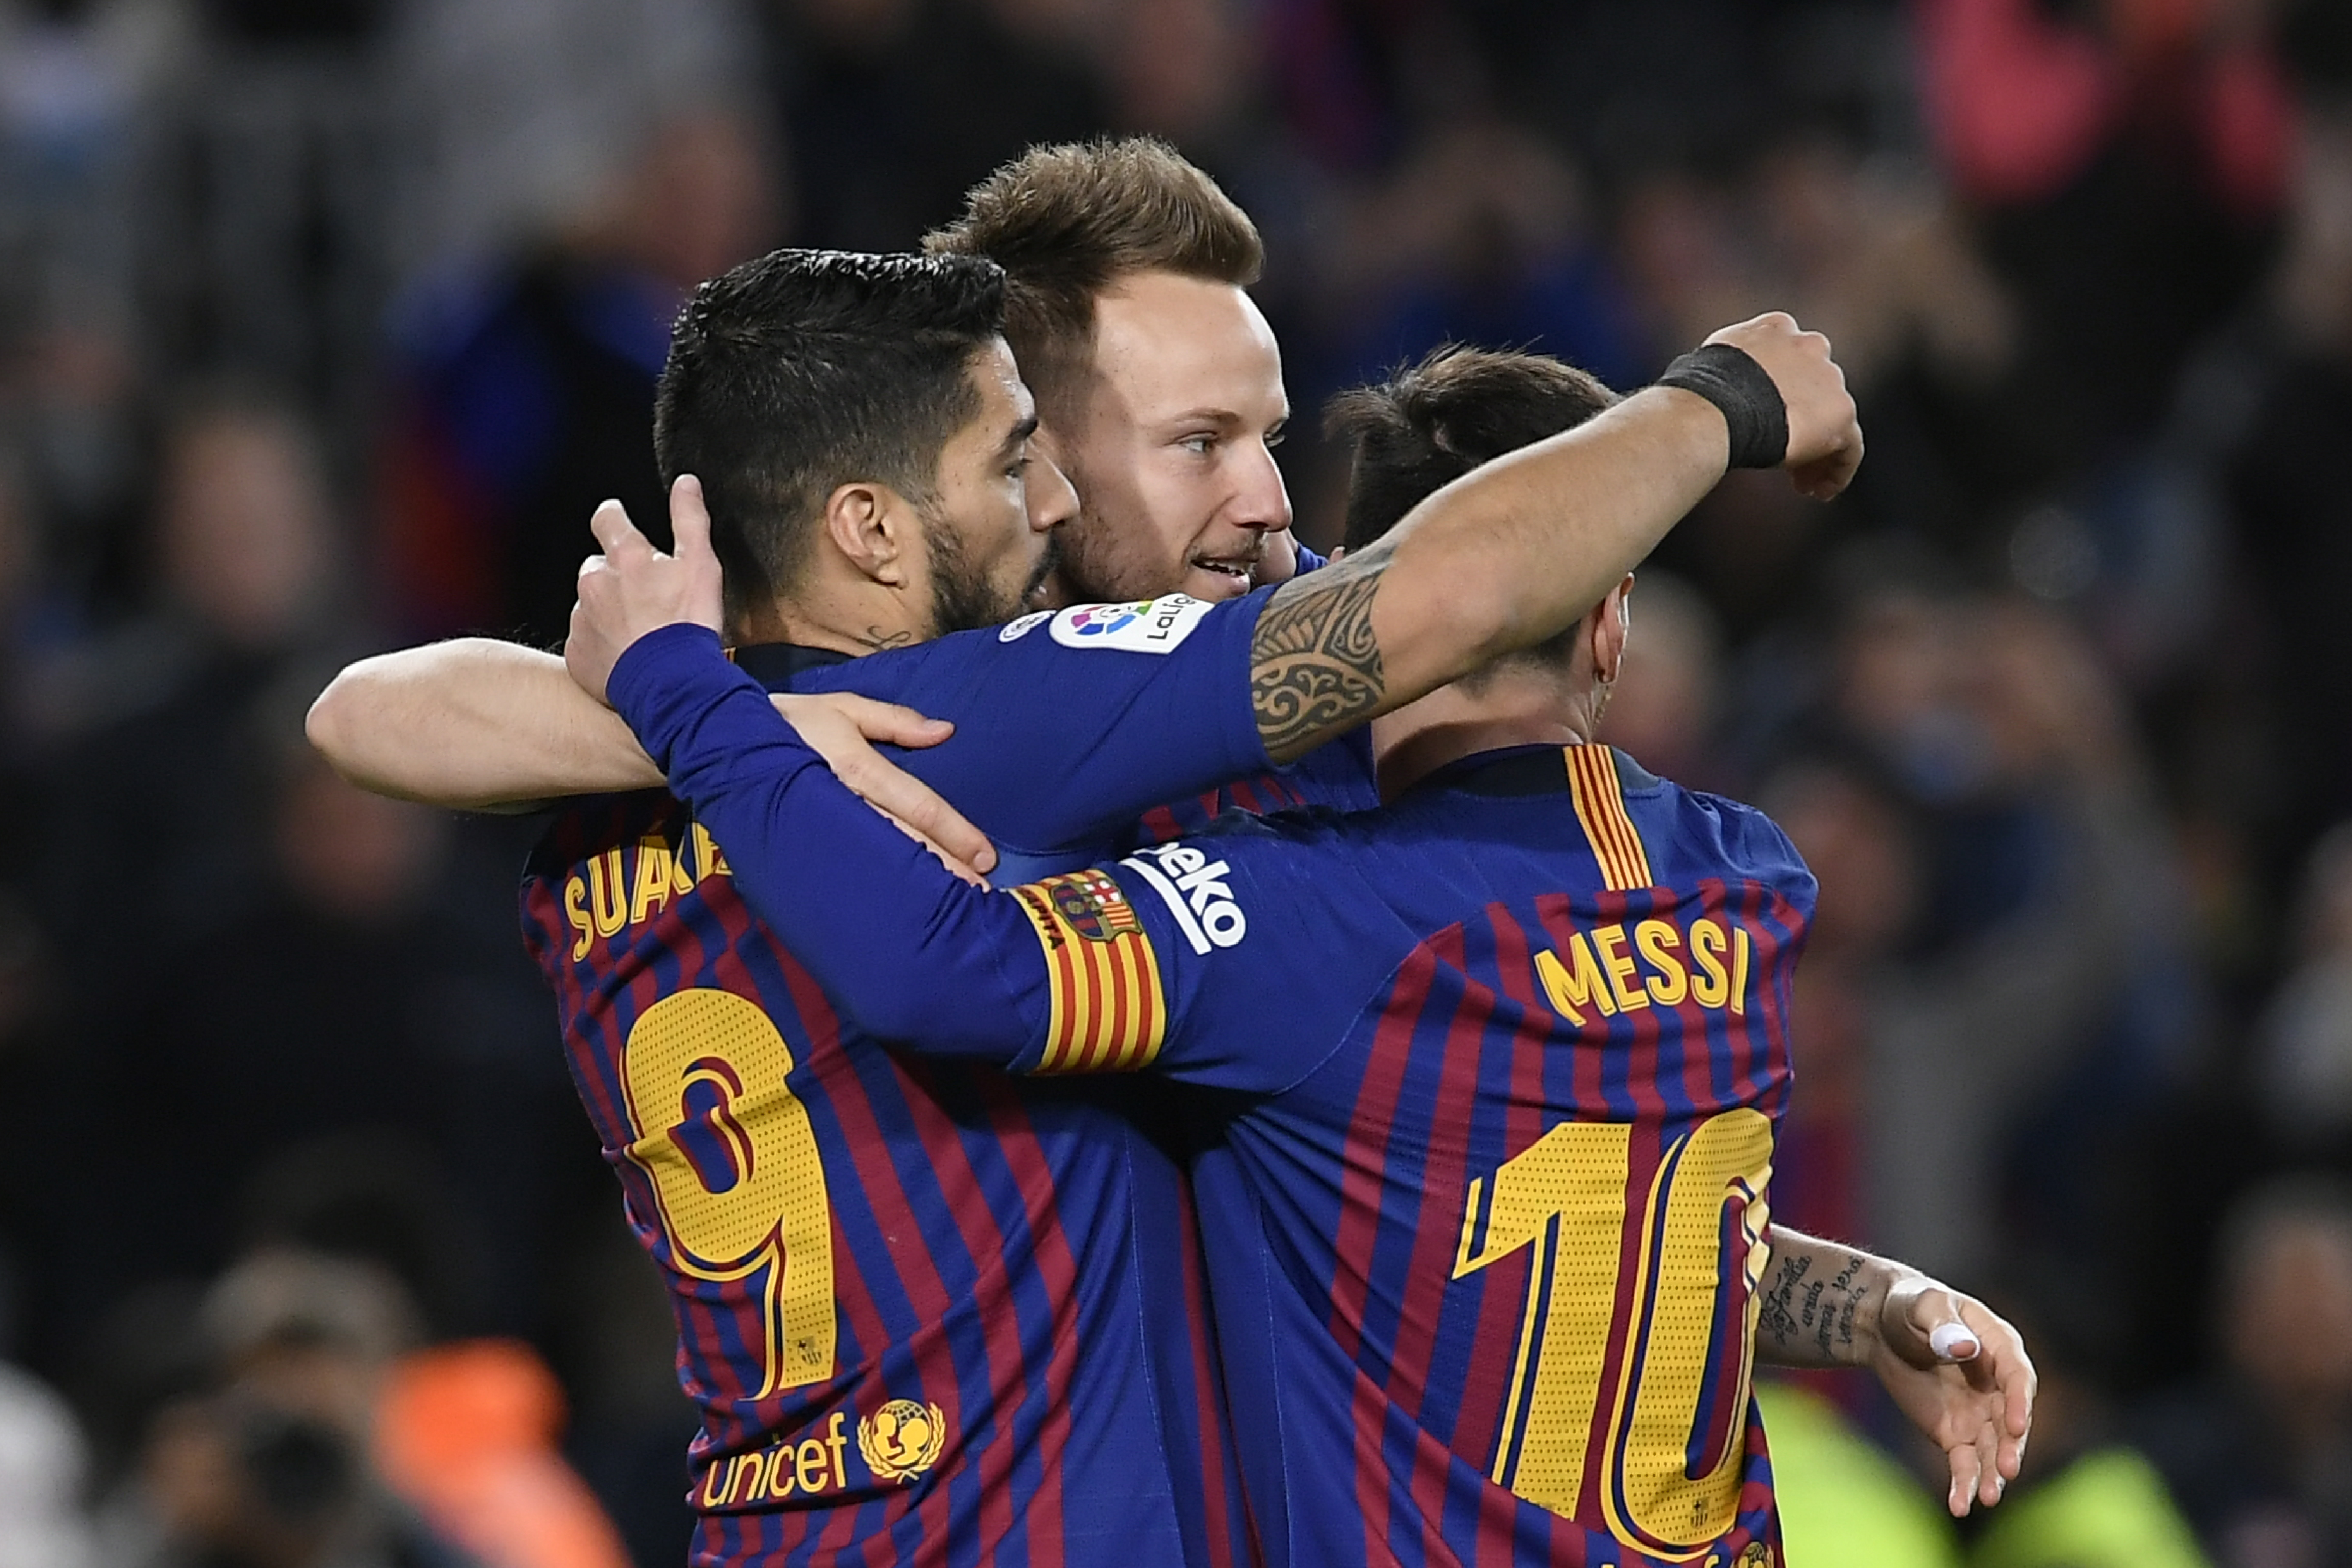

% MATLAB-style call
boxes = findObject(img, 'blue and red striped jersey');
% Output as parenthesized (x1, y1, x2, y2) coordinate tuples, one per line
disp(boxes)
(1116, 744, 1814, 1568)
(522, 791, 1254, 1568)
(523, 593, 1381, 1567)
(624, 683, 1816, 1567)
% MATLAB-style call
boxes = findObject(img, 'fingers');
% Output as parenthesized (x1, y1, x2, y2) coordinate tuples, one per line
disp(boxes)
(815, 694, 956, 750)
(880, 810, 992, 889)
(1908, 1285, 1982, 1365)
(588, 498, 653, 562)
(848, 761, 997, 876)
(776, 694, 999, 875)
(670, 474, 715, 564)
(1946, 1440, 1980, 1518)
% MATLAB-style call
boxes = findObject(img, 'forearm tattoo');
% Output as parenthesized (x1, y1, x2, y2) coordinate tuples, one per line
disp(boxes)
(1757, 1249, 1870, 1367)
(1250, 554, 1389, 761)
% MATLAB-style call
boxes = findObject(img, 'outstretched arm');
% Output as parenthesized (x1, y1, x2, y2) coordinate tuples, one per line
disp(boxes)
(1245, 312, 1860, 762)
(308, 640, 659, 810)
(308, 624, 998, 871)
(569, 315, 1861, 805)
(1756, 1226, 2035, 1518)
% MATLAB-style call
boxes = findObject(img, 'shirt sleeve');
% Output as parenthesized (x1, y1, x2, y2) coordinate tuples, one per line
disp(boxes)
(609, 623, 1391, 1090)
(776, 591, 1276, 853)
(1028, 829, 1395, 1093)
(609, 623, 1057, 1063)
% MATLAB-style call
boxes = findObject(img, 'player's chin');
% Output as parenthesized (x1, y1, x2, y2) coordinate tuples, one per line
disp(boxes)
(1184, 561, 1257, 601)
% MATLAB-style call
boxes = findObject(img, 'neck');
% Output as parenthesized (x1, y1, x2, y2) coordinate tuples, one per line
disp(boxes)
(738, 573, 926, 657)
(1369, 670, 1600, 800)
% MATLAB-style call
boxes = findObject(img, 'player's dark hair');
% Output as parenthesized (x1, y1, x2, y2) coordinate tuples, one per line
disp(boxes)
(1327, 346, 1620, 678)
(923, 138, 1263, 425)
(1327, 345, 1620, 552)
(653, 248, 1008, 631)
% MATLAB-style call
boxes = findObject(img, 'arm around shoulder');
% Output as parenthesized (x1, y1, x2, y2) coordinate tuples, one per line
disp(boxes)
(308, 637, 661, 811)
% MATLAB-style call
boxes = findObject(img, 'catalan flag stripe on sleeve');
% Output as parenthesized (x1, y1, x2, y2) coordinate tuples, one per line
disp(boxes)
(1565, 744, 1655, 891)
(1013, 871, 1168, 1073)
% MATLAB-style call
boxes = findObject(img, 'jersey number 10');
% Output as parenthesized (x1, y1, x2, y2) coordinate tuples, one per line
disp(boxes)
(1454, 1109, 1772, 1555)
(620, 988, 838, 1398)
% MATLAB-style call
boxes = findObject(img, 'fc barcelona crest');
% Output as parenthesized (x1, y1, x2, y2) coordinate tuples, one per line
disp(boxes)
(1046, 869, 1143, 943)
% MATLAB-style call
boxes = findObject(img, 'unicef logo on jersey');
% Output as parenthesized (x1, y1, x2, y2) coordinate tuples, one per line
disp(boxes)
(1049, 594, 1214, 654)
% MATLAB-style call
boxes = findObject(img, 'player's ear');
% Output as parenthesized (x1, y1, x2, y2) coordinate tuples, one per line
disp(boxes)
(823, 481, 913, 588)
(1593, 575, 1633, 685)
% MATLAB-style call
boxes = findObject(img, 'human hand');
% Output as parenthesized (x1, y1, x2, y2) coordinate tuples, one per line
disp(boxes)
(1867, 1274, 2036, 1517)
(567, 474, 725, 704)
(1703, 312, 1864, 501)
(769, 692, 998, 885)
(1255, 528, 1302, 587)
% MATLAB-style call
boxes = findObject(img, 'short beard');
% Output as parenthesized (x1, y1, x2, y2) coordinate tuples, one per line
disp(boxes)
(919, 504, 1029, 636)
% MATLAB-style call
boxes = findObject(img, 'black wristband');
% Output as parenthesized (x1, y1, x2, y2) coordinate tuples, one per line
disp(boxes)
(1656, 343, 1788, 469)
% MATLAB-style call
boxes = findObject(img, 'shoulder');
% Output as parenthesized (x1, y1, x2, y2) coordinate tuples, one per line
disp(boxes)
(524, 788, 679, 877)
(1620, 757, 1816, 911)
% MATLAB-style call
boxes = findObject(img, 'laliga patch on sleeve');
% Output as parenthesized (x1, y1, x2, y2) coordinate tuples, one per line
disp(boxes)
(998, 609, 1052, 642)
(1049, 593, 1214, 654)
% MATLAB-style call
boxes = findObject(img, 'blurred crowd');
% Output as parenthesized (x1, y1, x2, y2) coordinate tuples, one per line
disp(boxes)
(2, 0, 2352, 1564)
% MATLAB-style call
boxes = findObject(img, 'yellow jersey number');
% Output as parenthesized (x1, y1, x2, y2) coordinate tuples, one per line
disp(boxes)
(1454, 1109, 1772, 1557)
(620, 988, 837, 1397)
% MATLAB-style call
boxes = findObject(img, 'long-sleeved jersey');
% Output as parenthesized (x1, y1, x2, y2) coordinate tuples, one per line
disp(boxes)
(522, 591, 1376, 1567)
(610, 626, 1816, 1568)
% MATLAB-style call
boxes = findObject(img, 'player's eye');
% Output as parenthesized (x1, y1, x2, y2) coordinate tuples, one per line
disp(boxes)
(1265, 425, 1288, 450)
(1178, 434, 1215, 456)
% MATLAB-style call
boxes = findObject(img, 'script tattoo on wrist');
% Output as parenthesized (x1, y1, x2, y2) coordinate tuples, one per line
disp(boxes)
(1250, 553, 1388, 761)
(1759, 1249, 1871, 1367)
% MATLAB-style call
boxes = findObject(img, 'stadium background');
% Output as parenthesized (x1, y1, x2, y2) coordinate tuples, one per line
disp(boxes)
(0, 0, 2348, 1563)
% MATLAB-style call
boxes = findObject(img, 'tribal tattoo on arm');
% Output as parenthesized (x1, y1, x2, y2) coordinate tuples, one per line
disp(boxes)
(1250, 552, 1390, 761)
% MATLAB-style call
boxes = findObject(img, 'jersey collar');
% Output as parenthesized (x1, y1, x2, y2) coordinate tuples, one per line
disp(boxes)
(730, 642, 856, 692)
(1418, 743, 1660, 798)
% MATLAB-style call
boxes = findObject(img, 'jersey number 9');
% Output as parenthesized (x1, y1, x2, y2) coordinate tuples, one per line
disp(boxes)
(621, 988, 838, 1398)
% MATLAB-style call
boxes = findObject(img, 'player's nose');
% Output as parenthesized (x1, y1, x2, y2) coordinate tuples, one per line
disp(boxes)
(1028, 451, 1079, 535)
(1229, 439, 1291, 535)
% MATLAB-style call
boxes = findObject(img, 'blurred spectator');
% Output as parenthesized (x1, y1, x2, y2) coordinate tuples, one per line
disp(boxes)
(376, 1342, 629, 1568)
(1753, 1378, 1961, 1567)
(38, 388, 340, 999)
(1967, 1278, 2209, 1568)
(226, 1143, 636, 1568)
(385, 0, 760, 283)
(549, 1226, 699, 1568)
(1596, 570, 1730, 791)
(0, 1358, 95, 1568)
(2210, 99, 2352, 871)
(1764, 589, 2194, 1286)
(0, 0, 179, 555)
(1321, 120, 1647, 405)
(1759, 755, 1921, 1251)
(1916, 0, 2293, 489)
(765, 0, 1108, 253)
(2254, 825, 2352, 1148)
(97, 1249, 482, 1568)
(382, 106, 776, 647)
(2137, 1177, 2352, 1566)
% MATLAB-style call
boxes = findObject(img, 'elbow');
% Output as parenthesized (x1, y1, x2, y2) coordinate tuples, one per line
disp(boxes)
(305, 667, 362, 776)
